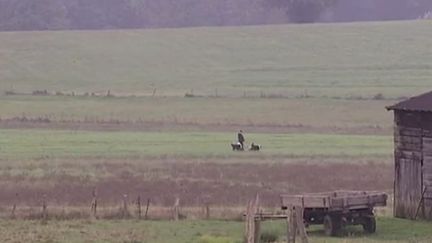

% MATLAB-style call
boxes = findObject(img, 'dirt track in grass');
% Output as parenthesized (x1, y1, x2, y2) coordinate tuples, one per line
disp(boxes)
(0, 119, 390, 135)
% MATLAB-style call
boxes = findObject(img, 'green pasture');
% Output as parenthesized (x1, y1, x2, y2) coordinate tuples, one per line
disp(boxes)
(0, 20, 431, 99)
(0, 217, 430, 243)
(257, 217, 432, 243)
(0, 129, 392, 160)
(0, 95, 394, 130)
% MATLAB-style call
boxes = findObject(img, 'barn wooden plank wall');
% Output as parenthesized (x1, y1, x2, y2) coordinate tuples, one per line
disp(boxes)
(394, 110, 432, 220)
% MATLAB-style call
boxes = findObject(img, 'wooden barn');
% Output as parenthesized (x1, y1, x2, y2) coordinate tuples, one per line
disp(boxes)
(387, 91, 432, 220)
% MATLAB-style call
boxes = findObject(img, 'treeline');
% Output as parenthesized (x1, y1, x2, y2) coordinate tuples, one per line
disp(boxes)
(334, 0, 432, 22)
(0, 0, 431, 31)
(0, 0, 284, 31)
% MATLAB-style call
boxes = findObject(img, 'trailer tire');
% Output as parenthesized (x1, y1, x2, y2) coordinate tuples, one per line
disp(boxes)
(323, 215, 341, 236)
(363, 216, 376, 234)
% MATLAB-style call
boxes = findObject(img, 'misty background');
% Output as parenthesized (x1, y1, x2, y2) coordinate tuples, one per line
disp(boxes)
(0, 0, 431, 31)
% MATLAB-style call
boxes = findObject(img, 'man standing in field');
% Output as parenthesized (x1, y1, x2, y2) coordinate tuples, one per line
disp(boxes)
(238, 130, 245, 150)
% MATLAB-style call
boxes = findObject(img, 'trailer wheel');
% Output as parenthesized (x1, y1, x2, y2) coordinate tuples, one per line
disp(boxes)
(362, 216, 376, 234)
(323, 215, 341, 236)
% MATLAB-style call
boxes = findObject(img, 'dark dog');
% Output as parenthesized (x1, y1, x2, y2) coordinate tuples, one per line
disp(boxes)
(249, 143, 261, 151)
(231, 142, 244, 151)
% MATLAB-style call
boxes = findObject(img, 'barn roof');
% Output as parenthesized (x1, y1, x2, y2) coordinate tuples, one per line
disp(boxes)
(387, 91, 432, 112)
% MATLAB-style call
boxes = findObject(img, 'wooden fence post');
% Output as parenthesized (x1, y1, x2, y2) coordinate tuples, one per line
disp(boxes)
(137, 196, 142, 219)
(286, 206, 308, 243)
(204, 202, 210, 220)
(244, 194, 260, 243)
(254, 217, 261, 242)
(122, 194, 129, 218)
(253, 194, 261, 242)
(200, 196, 210, 220)
(11, 203, 16, 219)
(287, 206, 296, 243)
(173, 197, 180, 221)
(244, 200, 254, 243)
(11, 193, 18, 219)
(42, 194, 48, 222)
(91, 189, 97, 219)
(145, 198, 150, 220)
(295, 207, 309, 243)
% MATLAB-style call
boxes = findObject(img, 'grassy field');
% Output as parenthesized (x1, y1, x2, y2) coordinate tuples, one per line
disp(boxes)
(1, 20, 430, 135)
(0, 129, 392, 160)
(0, 217, 431, 243)
(0, 21, 431, 99)
(0, 95, 394, 132)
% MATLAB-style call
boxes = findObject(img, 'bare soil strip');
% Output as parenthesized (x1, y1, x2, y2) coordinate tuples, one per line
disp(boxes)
(0, 161, 392, 207)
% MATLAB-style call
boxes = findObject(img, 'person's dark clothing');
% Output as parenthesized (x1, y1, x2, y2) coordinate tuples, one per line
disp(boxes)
(238, 132, 245, 149)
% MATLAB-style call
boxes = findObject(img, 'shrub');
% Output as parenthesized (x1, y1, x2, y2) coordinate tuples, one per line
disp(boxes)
(5, 90, 17, 95)
(373, 93, 385, 100)
(185, 92, 195, 98)
(260, 230, 279, 243)
(32, 90, 49, 96)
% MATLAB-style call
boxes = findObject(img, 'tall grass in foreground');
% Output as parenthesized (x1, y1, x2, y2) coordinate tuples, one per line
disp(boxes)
(0, 217, 430, 243)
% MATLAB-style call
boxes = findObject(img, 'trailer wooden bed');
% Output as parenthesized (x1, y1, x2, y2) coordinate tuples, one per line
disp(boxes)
(280, 191, 388, 236)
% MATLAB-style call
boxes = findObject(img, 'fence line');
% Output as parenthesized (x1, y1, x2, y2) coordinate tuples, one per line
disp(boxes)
(0, 194, 250, 221)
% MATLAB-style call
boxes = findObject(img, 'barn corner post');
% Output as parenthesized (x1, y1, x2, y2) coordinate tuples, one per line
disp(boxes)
(387, 91, 432, 220)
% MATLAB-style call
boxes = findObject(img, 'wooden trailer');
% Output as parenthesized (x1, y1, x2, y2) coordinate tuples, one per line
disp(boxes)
(280, 191, 387, 236)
